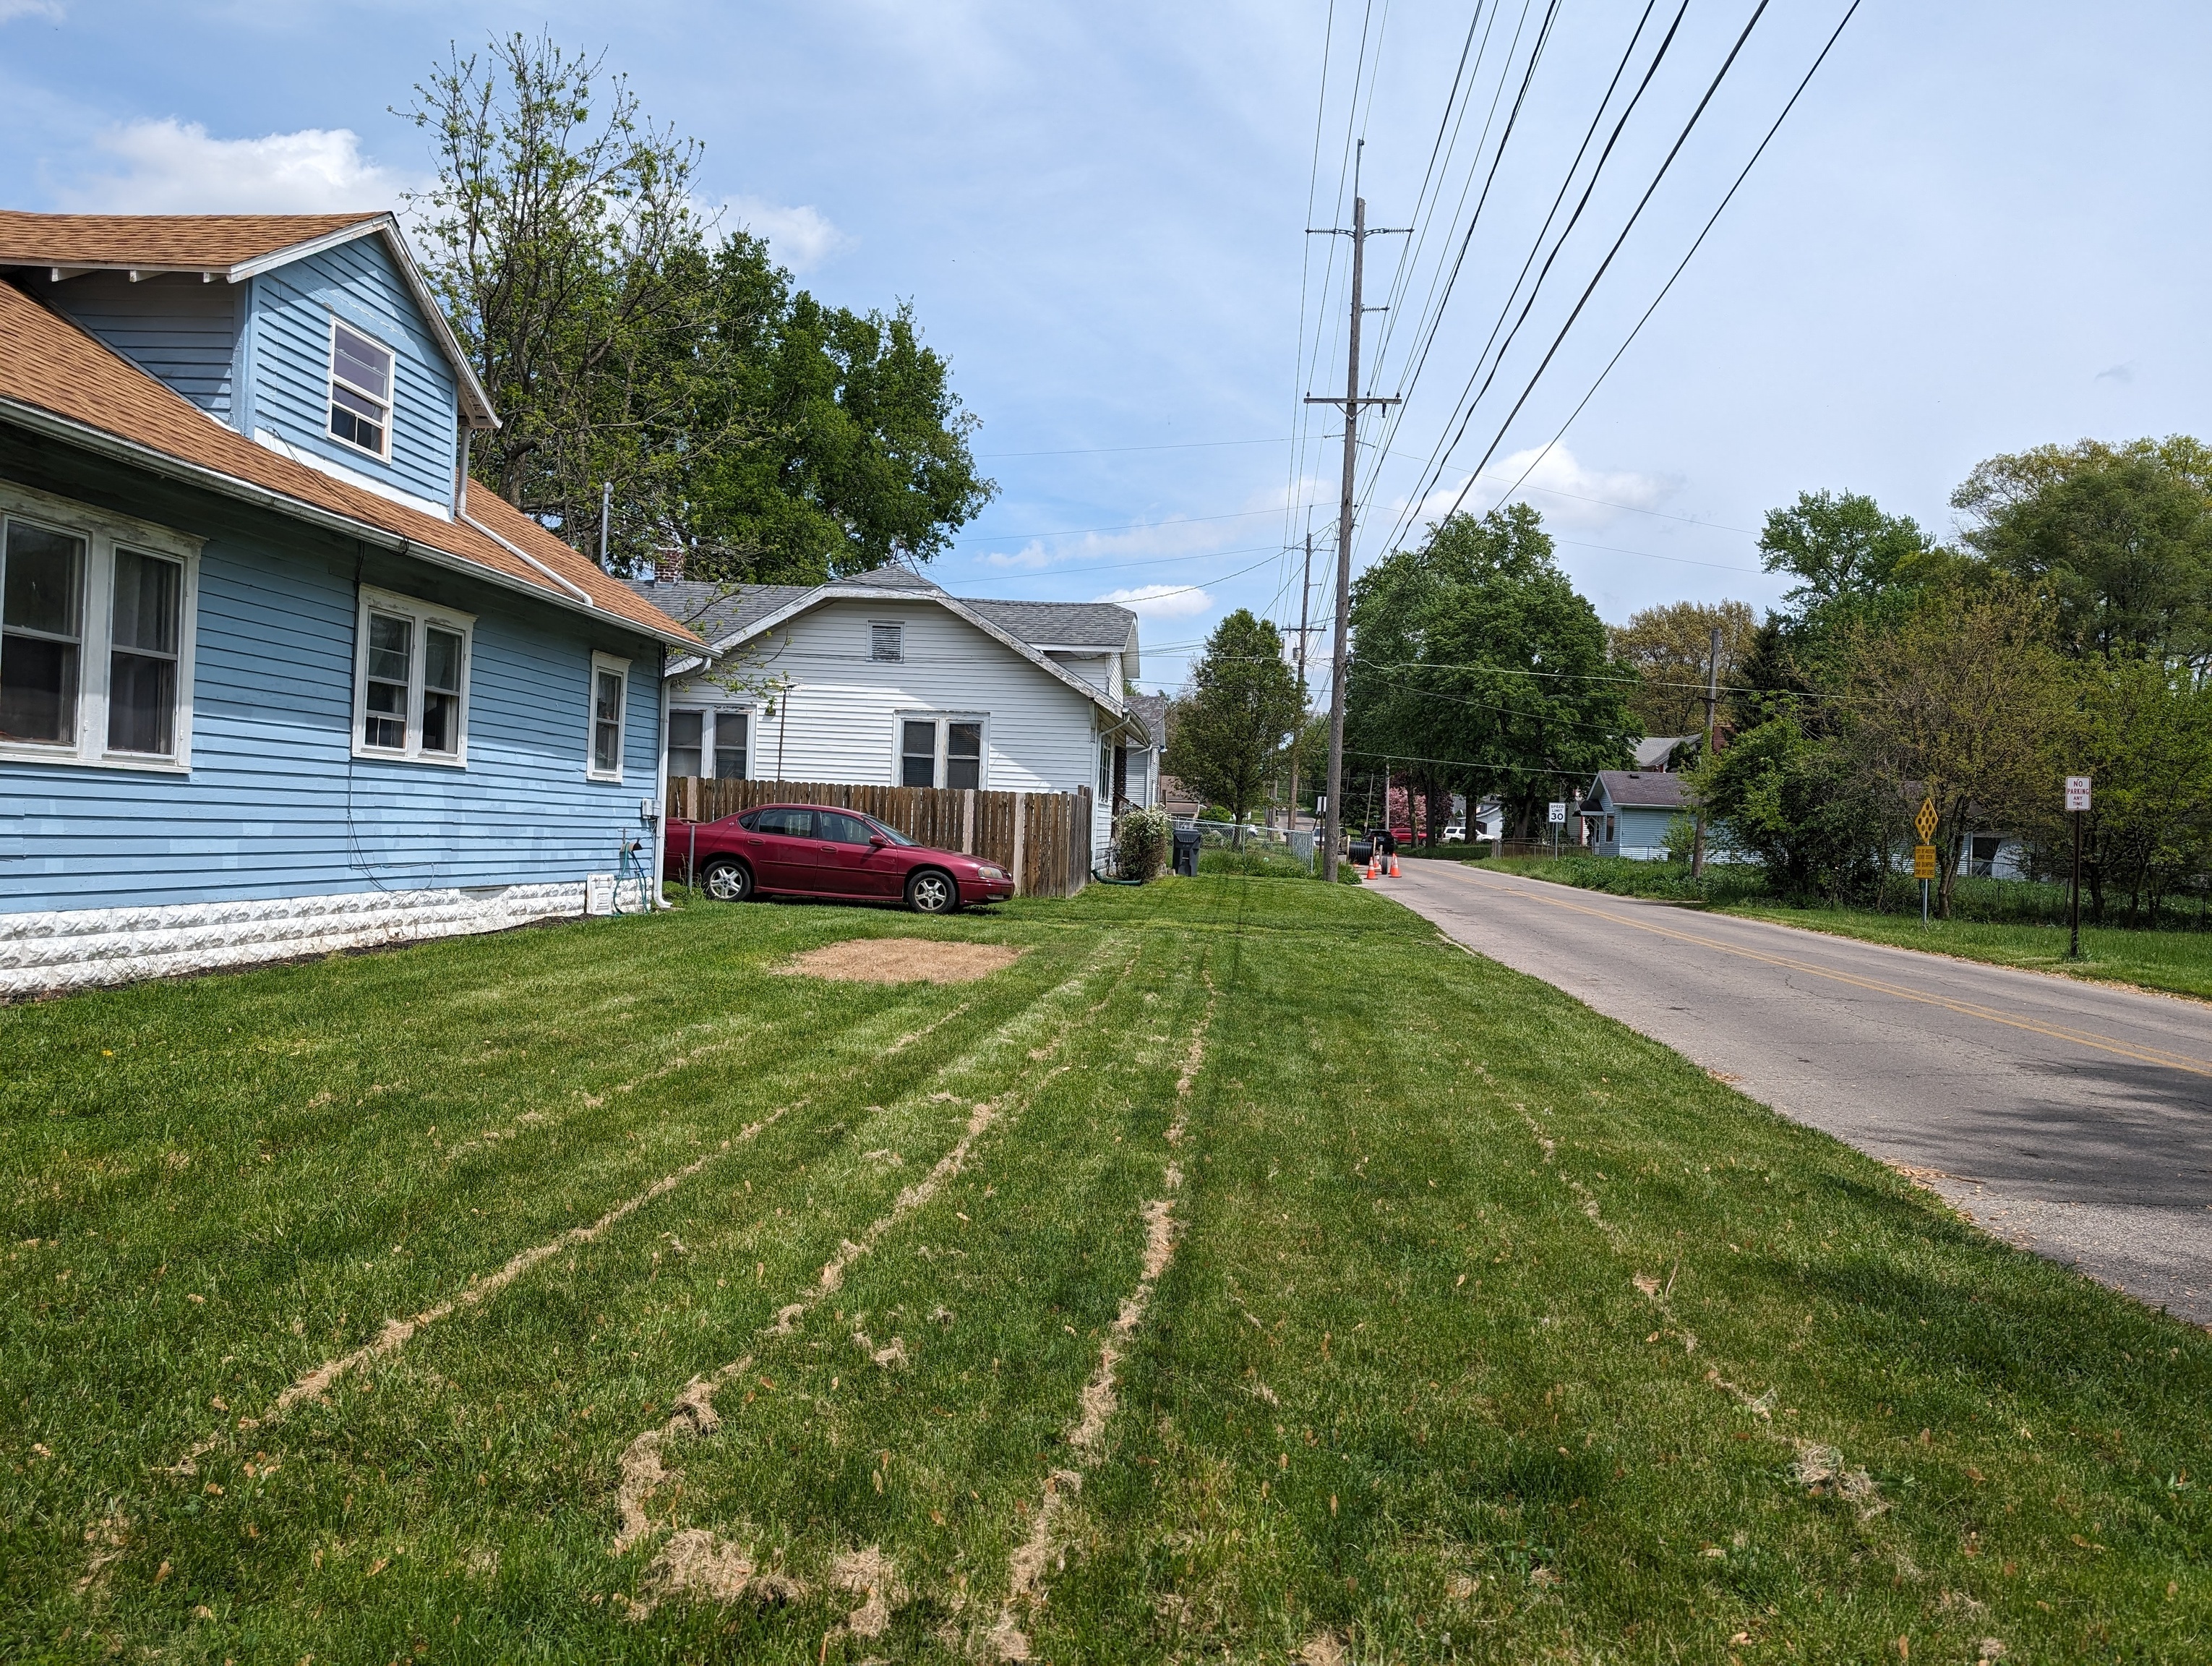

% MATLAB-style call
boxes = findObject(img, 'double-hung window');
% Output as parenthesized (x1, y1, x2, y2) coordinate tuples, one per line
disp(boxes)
(352, 586, 472, 765)
(0, 484, 198, 769)
(328, 320, 395, 460)
(896, 714, 985, 790)
(666, 706, 749, 779)
(589, 654, 630, 782)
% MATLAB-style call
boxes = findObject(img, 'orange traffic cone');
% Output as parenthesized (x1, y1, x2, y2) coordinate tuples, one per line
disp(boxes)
(1389, 851, 1402, 877)
(1366, 850, 1378, 879)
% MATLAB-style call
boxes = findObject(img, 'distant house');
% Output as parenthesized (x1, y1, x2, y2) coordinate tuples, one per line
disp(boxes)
(1582, 770, 1689, 860)
(1634, 734, 1697, 771)
(0, 210, 698, 996)
(628, 568, 1152, 856)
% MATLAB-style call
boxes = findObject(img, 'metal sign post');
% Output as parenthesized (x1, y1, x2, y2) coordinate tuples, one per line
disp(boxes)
(1913, 795, 1939, 925)
(2065, 775, 2091, 958)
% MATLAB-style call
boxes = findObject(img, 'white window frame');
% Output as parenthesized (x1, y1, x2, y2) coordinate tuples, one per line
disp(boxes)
(664, 702, 753, 780)
(588, 652, 631, 783)
(868, 620, 905, 663)
(350, 585, 474, 767)
(0, 481, 200, 774)
(327, 316, 396, 463)
(891, 710, 987, 790)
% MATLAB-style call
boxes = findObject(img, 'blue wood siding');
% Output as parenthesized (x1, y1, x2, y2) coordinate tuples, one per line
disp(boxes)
(0, 448, 662, 914)
(239, 234, 459, 505)
(26, 270, 237, 419)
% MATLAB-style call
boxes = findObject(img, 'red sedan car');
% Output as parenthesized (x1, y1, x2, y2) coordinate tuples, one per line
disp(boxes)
(667, 803, 1016, 913)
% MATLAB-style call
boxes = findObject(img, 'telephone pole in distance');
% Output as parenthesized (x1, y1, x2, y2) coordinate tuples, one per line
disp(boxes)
(1305, 168, 1407, 881)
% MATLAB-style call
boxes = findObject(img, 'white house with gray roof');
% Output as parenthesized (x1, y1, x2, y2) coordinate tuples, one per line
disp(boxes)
(627, 568, 1159, 857)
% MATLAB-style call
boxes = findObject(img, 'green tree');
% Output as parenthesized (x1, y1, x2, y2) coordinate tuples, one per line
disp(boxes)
(2062, 659, 2212, 923)
(1757, 490, 1950, 618)
(1835, 584, 2068, 918)
(1345, 505, 1634, 840)
(1162, 610, 1305, 831)
(1952, 437, 2212, 667)
(1608, 599, 1756, 738)
(1689, 716, 1886, 900)
(403, 35, 992, 577)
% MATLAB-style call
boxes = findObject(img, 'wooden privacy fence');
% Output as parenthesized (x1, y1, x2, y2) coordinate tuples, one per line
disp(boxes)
(666, 777, 1093, 898)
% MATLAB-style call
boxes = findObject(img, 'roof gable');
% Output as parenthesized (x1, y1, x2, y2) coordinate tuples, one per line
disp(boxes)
(0, 278, 695, 646)
(0, 210, 494, 428)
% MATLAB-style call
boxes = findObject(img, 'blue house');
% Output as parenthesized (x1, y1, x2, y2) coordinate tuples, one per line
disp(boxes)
(1580, 769, 1689, 860)
(0, 210, 699, 996)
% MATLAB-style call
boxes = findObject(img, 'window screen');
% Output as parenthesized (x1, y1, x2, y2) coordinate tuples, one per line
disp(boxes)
(329, 322, 394, 457)
(667, 709, 705, 777)
(901, 719, 936, 787)
(0, 520, 85, 746)
(592, 666, 626, 776)
(870, 623, 904, 662)
(362, 612, 411, 751)
(107, 547, 181, 756)
(946, 720, 982, 790)
(713, 710, 747, 779)
(421, 626, 463, 755)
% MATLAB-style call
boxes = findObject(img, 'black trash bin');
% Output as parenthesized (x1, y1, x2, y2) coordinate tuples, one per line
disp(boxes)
(1173, 826, 1201, 877)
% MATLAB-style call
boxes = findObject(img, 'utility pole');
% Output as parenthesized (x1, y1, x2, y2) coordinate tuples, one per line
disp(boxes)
(1690, 624, 1721, 879)
(1284, 530, 1315, 833)
(1306, 154, 1408, 881)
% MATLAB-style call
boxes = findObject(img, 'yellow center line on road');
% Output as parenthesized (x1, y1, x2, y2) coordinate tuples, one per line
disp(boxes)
(1426, 866, 2212, 1081)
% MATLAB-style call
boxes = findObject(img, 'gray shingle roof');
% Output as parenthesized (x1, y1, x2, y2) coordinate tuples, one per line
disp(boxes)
(1124, 691, 1168, 749)
(964, 599, 1134, 650)
(625, 573, 1137, 659)
(626, 578, 815, 646)
(1590, 770, 1689, 811)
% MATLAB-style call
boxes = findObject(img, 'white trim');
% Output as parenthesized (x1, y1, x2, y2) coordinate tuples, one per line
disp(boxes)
(0, 397, 699, 649)
(893, 709, 988, 792)
(703, 584, 1128, 720)
(460, 510, 594, 606)
(325, 315, 395, 463)
(0, 479, 202, 772)
(252, 427, 451, 520)
(588, 652, 631, 782)
(350, 584, 475, 767)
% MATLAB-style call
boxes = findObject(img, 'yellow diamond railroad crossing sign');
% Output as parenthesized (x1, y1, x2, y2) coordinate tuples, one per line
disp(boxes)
(1913, 844, 1939, 879)
(1915, 795, 1938, 843)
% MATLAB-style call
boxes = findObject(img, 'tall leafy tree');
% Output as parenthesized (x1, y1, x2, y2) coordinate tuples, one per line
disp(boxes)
(1757, 490, 1951, 618)
(1345, 505, 1633, 840)
(1608, 599, 1756, 738)
(1163, 610, 1304, 830)
(402, 35, 991, 576)
(1952, 437, 2212, 667)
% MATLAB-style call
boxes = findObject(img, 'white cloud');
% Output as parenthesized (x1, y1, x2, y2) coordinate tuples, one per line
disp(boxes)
(56, 119, 413, 214)
(1394, 445, 1679, 537)
(1096, 582, 1212, 620)
(1, 0, 67, 22)
(724, 194, 849, 272)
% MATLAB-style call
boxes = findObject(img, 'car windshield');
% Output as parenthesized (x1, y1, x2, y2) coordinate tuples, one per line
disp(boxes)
(866, 818, 917, 846)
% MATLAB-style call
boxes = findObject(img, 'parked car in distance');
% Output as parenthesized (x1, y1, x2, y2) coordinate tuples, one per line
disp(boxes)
(667, 804, 1016, 913)
(1443, 822, 1467, 843)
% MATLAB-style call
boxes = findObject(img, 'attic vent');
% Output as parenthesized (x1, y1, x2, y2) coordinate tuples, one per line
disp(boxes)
(870, 622, 904, 663)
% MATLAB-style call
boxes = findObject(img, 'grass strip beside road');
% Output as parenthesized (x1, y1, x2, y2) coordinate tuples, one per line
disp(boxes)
(1488, 854, 2212, 1003)
(3, 878, 2207, 1661)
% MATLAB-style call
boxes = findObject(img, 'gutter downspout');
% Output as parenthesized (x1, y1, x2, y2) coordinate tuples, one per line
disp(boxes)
(651, 644, 672, 909)
(460, 510, 597, 610)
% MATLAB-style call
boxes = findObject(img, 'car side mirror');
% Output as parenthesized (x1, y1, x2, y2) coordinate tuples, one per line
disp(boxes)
(870, 834, 891, 847)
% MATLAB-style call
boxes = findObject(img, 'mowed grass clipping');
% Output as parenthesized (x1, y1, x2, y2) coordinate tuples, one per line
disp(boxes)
(0, 879, 2205, 1663)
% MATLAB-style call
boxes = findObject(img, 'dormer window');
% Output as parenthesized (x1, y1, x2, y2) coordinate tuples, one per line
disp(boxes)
(327, 320, 394, 460)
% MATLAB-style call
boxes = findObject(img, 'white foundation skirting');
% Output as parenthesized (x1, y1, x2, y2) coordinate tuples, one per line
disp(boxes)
(0, 879, 651, 998)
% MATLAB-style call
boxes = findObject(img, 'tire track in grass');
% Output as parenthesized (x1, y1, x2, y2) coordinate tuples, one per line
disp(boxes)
(1514, 1102, 1892, 1522)
(612, 944, 1138, 1605)
(987, 971, 1217, 1661)
(128, 986, 998, 1512)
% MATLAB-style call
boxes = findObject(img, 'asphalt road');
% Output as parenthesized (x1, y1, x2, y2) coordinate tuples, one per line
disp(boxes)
(1381, 860, 2212, 1325)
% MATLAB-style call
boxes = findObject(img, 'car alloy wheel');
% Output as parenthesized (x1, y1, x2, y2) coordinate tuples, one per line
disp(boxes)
(906, 870, 955, 914)
(703, 859, 752, 902)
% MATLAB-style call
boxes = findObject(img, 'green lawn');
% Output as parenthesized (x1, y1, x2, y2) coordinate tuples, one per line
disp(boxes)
(1488, 854, 2212, 1004)
(4, 879, 2208, 1662)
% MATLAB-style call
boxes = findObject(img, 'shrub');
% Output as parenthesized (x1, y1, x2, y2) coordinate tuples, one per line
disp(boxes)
(1114, 806, 1174, 881)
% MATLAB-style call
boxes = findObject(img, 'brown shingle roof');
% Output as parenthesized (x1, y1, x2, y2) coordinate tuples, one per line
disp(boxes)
(0, 278, 697, 646)
(0, 210, 384, 272)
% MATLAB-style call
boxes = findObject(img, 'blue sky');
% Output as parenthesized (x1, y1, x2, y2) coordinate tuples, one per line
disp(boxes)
(4, 1, 2208, 693)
